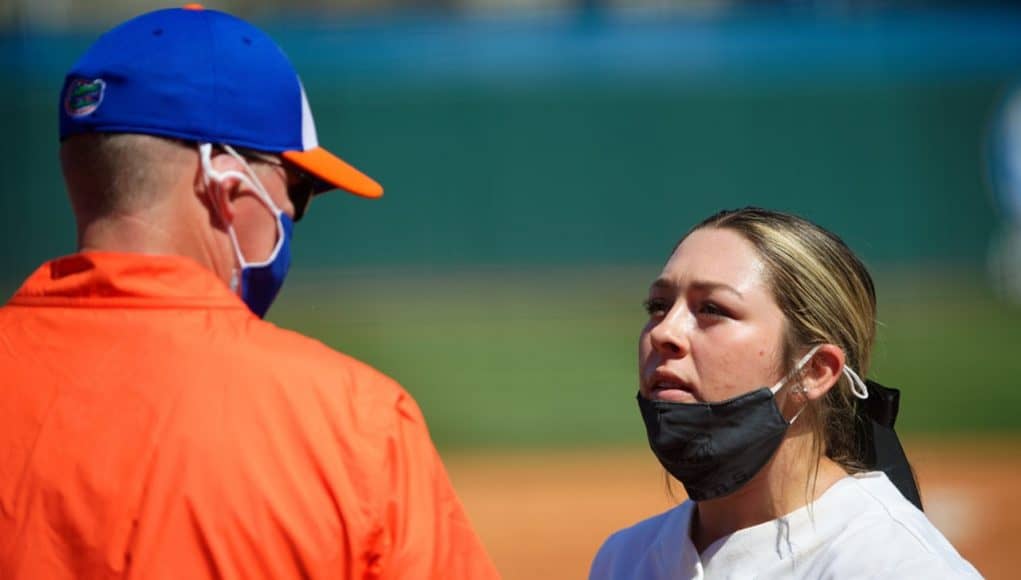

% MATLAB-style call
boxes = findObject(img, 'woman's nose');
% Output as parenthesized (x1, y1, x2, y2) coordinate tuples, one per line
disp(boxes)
(648, 309, 690, 357)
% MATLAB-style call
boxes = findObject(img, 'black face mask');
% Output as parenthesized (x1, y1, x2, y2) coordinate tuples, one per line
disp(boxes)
(637, 387, 791, 502)
(638, 356, 923, 507)
(638, 346, 825, 502)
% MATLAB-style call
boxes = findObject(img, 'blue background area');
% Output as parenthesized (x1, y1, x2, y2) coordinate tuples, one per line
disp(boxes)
(6, 8, 1021, 84)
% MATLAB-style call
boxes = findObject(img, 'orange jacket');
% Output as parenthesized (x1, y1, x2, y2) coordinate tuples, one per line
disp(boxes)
(0, 252, 499, 580)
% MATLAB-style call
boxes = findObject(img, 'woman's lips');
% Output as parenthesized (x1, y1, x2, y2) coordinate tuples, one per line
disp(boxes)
(646, 374, 700, 403)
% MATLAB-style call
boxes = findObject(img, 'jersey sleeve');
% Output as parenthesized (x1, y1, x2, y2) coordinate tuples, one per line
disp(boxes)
(378, 391, 500, 580)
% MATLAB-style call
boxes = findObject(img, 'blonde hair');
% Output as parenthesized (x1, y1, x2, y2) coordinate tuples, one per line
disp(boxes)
(688, 207, 876, 474)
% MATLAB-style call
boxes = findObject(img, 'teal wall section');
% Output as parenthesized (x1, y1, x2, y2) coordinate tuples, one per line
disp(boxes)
(3, 9, 1020, 296)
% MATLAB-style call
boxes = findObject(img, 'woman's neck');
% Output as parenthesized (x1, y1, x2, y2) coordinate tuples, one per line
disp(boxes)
(689, 436, 848, 553)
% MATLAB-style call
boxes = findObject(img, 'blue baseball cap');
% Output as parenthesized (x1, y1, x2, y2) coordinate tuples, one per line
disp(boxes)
(59, 4, 382, 198)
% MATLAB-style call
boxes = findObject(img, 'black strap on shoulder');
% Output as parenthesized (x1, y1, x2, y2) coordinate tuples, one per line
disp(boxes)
(853, 380, 923, 511)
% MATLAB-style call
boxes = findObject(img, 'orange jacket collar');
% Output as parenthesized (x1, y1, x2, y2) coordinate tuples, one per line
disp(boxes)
(10, 252, 247, 311)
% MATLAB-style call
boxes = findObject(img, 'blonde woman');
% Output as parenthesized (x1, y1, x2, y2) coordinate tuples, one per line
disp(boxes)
(591, 208, 980, 579)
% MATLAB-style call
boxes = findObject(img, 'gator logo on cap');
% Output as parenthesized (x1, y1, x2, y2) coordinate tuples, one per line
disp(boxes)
(64, 78, 106, 118)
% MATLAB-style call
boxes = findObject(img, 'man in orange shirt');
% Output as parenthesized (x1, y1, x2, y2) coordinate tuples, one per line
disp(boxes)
(0, 6, 498, 579)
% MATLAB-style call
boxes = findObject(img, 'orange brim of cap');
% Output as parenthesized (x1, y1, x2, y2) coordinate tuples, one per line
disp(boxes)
(282, 147, 383, 199)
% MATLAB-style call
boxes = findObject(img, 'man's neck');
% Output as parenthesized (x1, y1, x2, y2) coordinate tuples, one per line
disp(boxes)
(77, 210, 231, 285)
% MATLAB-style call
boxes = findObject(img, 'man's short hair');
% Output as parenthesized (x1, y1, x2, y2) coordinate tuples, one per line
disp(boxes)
(60, 133, 195, 217)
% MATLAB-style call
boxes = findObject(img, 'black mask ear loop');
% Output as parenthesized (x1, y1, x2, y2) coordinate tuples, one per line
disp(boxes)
(853, 379, 924, 511)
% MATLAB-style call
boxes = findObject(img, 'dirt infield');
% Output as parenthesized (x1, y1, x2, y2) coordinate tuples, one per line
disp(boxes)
(445, 437, 1020, 579)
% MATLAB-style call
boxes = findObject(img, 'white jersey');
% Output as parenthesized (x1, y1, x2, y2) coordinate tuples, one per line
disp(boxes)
(590, 471, 981, 579)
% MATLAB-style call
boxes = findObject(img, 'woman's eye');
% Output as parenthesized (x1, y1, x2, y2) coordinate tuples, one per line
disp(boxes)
(643, 298, 670, 317)
(697, 301, 728, 318)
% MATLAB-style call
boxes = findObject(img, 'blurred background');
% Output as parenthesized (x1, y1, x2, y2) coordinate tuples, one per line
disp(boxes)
(3, 0, 1020, 577)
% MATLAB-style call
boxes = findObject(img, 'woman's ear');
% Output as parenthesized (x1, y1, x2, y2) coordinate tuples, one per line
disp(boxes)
(800, 344, 845, 401)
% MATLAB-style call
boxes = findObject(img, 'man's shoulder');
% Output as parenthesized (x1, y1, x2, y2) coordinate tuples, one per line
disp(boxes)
(166, 320, 427, 479)
(236, 318, 424, 414)
(253, 322, 392, 378)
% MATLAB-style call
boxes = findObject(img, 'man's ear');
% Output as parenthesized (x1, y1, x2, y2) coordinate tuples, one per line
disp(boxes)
(799, 344, 845, 401)
(200, 150, 246, 225)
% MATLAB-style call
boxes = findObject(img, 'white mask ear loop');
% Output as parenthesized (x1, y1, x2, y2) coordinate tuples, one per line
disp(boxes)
(773, 344, 877, 424)
(198, 143, 287, 283)
(769, 345, 870, 423)
(786, 365, 868, 425)
(199, 143, 283, 217)
(842, 365, 870, 400)
(199, 143, 247, 276)
(770, 344, 823, 395)
(770, 344, 823, 424)
(768, 345, 870, 400)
